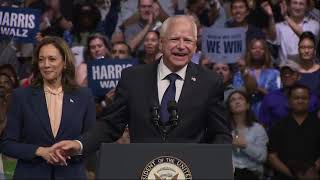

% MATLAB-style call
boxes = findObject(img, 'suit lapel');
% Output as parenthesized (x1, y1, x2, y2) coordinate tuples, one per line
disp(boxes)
(30, 88, 54, 140)
(145, 61, 163, 135)
(177, 63, 198, 115)
(150, 62, 160, 106)
(55, 92, 77, 140)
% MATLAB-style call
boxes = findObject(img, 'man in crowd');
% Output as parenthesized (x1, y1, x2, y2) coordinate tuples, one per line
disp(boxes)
(259, 61, 319, 130)
(268, 84, 320, 179)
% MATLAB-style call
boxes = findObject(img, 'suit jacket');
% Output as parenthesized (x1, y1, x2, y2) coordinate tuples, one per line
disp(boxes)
(0, 87, 96, 179)
(81, 61, 232, 155)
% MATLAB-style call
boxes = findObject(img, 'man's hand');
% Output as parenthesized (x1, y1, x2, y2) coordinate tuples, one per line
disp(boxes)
(51, 140, 82, 165)
(147, 12, 155, 26)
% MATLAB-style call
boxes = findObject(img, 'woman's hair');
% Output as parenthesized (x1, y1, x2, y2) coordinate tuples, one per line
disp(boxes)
(0, 73, 13, 90)
(227, 90, 257, 127)
(84, 33, 111, 61)
(72, 2, 101, 42)
(146, 30, 160, 39)
(0, 64, 19, 88)
(31, 36, 78, 91)
(298, 31, 316, 47)
(245, 38, 272, 68)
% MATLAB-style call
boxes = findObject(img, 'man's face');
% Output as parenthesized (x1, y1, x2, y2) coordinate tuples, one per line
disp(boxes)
(111, 43, 130, 59)
(289, 88, 309, 113)
(299, 38, 316, 61)
(231, 1, 249, 24)
(280, 68, 299, 87)
(213, 63, 232, 84)
(289, 0, 307, 18)
(160, 18, 197, 72)
(139, 0, 153, 21)
(89, 38, 110, 59)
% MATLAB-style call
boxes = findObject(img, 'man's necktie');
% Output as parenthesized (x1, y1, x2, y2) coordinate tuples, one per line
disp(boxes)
(160, 73, 179, 123)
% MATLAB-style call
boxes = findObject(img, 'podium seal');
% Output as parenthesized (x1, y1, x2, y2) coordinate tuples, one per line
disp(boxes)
(141, 156, 192, 180)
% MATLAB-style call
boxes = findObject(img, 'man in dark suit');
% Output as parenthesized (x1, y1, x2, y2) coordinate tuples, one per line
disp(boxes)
(52, 15, 232, 161)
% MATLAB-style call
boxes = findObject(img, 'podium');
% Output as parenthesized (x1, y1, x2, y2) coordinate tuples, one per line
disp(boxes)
(96, 143, 233, 180)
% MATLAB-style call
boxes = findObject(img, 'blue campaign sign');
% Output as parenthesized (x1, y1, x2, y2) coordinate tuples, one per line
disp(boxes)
(202, 27, 246, 63)
(0, 7, 40, 43)
(87, 58, 139, 96)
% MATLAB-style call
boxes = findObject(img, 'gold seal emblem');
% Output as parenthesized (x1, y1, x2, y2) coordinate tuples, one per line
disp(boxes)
(141, 156, 192, 180)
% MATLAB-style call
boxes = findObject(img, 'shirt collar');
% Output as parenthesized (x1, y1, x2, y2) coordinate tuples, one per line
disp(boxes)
(158, 58, 187, 80)
(44, 84, 63, 95)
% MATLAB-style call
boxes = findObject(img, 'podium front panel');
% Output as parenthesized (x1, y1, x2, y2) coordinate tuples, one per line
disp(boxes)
(96, 143, 233, 180)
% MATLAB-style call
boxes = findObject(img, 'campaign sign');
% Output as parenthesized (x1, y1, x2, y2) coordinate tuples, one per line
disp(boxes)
(202, 27, 246, 63)
(87, 59, 138, 96)
(0, 7, 40, 43)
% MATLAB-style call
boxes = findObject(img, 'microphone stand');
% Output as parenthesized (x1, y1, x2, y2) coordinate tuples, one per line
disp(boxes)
(150, 100, 179, 142)
(150, 106, 167, 141)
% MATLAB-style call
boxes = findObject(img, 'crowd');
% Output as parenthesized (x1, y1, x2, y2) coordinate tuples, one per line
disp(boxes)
(0, 0, 319, 179)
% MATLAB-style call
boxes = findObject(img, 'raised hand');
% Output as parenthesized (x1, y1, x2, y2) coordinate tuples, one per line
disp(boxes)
(279, 0, 288, 17)
(261, 1, 273, 17)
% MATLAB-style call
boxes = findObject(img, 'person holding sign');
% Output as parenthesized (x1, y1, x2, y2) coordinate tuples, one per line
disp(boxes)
(76, 33, 111, 87)
(50, 15, 232, 163)
(0, 37, 96, 179)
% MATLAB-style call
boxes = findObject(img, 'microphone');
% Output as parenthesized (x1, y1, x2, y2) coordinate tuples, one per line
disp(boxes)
(150, 104, 160, 127)
(167, 100, 179, 127)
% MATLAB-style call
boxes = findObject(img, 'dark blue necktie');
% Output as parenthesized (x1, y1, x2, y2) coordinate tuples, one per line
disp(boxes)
(160, 73, 179, 123)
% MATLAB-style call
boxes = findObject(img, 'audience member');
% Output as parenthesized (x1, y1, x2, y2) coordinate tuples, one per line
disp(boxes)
(265, 0, 319, 63)
(227, 90, 268, 180)
(297, 31, 320, 97)
(213, 63, 236, 104)
(76, 33, 111, 86)
(111, 42, 131, 59)
(72, 2, 101, 46)
(260, 60, 319, 130)
(268, 84, 320, 180)
(122, 0, 159, 52)
(233, 38, 280, 118)
(186, 0, 226, 27)
(140, 30, 161, 64)
(226, 0, 266, 43)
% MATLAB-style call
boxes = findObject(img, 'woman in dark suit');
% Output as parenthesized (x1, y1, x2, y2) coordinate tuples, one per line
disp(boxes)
(0, 36, 96, 179)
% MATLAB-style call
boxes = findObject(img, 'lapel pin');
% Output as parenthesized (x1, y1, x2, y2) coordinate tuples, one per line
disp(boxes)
(191, 77, 196, 82)
(70, 98, 74, 103)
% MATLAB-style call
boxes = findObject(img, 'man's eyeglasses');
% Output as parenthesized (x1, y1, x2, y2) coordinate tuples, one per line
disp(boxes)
(299, 46, 314, 50)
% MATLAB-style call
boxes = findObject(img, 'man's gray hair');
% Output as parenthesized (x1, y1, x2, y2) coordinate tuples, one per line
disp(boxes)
(159, 15, 198, 39)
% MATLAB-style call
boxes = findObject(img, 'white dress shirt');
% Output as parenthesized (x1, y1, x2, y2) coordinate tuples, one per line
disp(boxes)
(157, 59, 188, 104)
